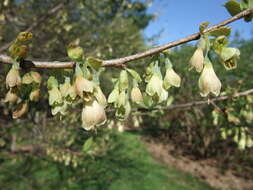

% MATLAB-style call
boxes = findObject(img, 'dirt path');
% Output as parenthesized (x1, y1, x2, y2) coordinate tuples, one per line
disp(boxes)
(143, 138, 253, 190)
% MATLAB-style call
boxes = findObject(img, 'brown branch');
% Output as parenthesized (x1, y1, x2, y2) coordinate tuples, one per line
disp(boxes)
(0, 6, 253, 68)
(142, 89, 253, 112)
(0, 2, 65, 53)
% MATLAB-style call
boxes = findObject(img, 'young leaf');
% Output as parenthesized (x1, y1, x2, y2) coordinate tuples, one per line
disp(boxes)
(224, 0, 242, 16)
(208, 26, 231, 37)
(199, 21, 210, 34)
(82, 137, 93, 152)
(87, 57, 103, 71)
(126, 68, 142, 82)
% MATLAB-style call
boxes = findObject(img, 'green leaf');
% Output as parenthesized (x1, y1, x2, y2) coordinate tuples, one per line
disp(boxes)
(87, 57, 103, 71)
(143, 93, 153, 108)
(240, 0, 253, 9)
(199, 21, 209, 33)
(126, 68, 142, 82)
(212, 36, 229, 54)
(224, 0, 242, 16)
(47, 76, 58, 89)
(208, 26, 231, 37)
(82, 137, 93, 152)
(108, 88, 119, 103)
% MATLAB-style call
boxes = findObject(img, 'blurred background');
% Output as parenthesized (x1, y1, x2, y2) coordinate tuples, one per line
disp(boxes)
(0, 0, 253, 190)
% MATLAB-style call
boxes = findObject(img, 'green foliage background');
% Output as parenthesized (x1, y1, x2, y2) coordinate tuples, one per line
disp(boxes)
(0, 0, 253, 189)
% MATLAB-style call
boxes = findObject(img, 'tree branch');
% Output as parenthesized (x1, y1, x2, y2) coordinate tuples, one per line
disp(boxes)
(136, 89, 253, 113)
(0, 6, 253, 68)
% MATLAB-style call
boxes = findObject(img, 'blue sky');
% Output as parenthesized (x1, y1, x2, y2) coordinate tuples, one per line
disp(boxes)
(144, 0, 253, 45)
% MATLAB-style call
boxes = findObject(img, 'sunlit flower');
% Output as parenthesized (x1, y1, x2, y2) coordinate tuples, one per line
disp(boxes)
(189, 48, 204, 72)
(163, 67, 181, 90)
(82, 100, 107, 130)
(74, 75, 94, 101)
(6, 67, 21, 88)
(198, 60, 221, 97)
(131, 87, 143, 104)
(48, 87, 63, 106)
(146, 75, 168, 103)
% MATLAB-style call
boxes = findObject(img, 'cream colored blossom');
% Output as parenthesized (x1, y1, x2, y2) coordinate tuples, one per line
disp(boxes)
(74, 75, 94, 101)
(6, 67, 21, 88)
(131, 87, 143, 104)
(146, 75, 168, 103)
(189, 48, 204, 72)
(82, 100, 107, 130)
(163, 67, 181, 90)
(198, 61, 221, 97)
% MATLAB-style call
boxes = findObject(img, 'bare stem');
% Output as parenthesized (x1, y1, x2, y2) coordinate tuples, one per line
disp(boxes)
(0, 6, 253, 68)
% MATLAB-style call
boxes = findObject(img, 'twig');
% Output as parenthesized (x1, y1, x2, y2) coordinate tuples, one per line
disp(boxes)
(0, 6, 252, 68)
(0, 2, 65, 53)
(138, 89, 253, 112)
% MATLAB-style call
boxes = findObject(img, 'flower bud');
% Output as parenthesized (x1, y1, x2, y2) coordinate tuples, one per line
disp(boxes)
(189, 48, 204, 72)
(48, 87, 63, 106)
(163, 67, 181, 90)
(6, 67, 21, 88)
(131, 87, 143, 104)
(198, 60, 221, 97)
(4, 90, 18, 103)
(67, 45, 84, 61)
(16, 32, 33, 42)
(82, 100, 107, 130)
(12, 102, 28, 119)
(29, 89, 40, 102)
(146, 75, 168, 103)
(74, 75, 94, 100)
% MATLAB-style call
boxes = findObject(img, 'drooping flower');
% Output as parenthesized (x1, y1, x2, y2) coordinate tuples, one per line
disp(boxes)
(74, 75, 94, 101)
(189, 48, 205, 72)
(220, 47, 240, 70)
(60, 79, 77, 102)
(131, 87, 143, 104)
(163, 67, 181, 90)
(6, 66, 21, 88)
(81, 100, 107, 130)
(146, 75, 168, 103)
(48, 87, 63, 106)
(198, 59, 221, 97)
